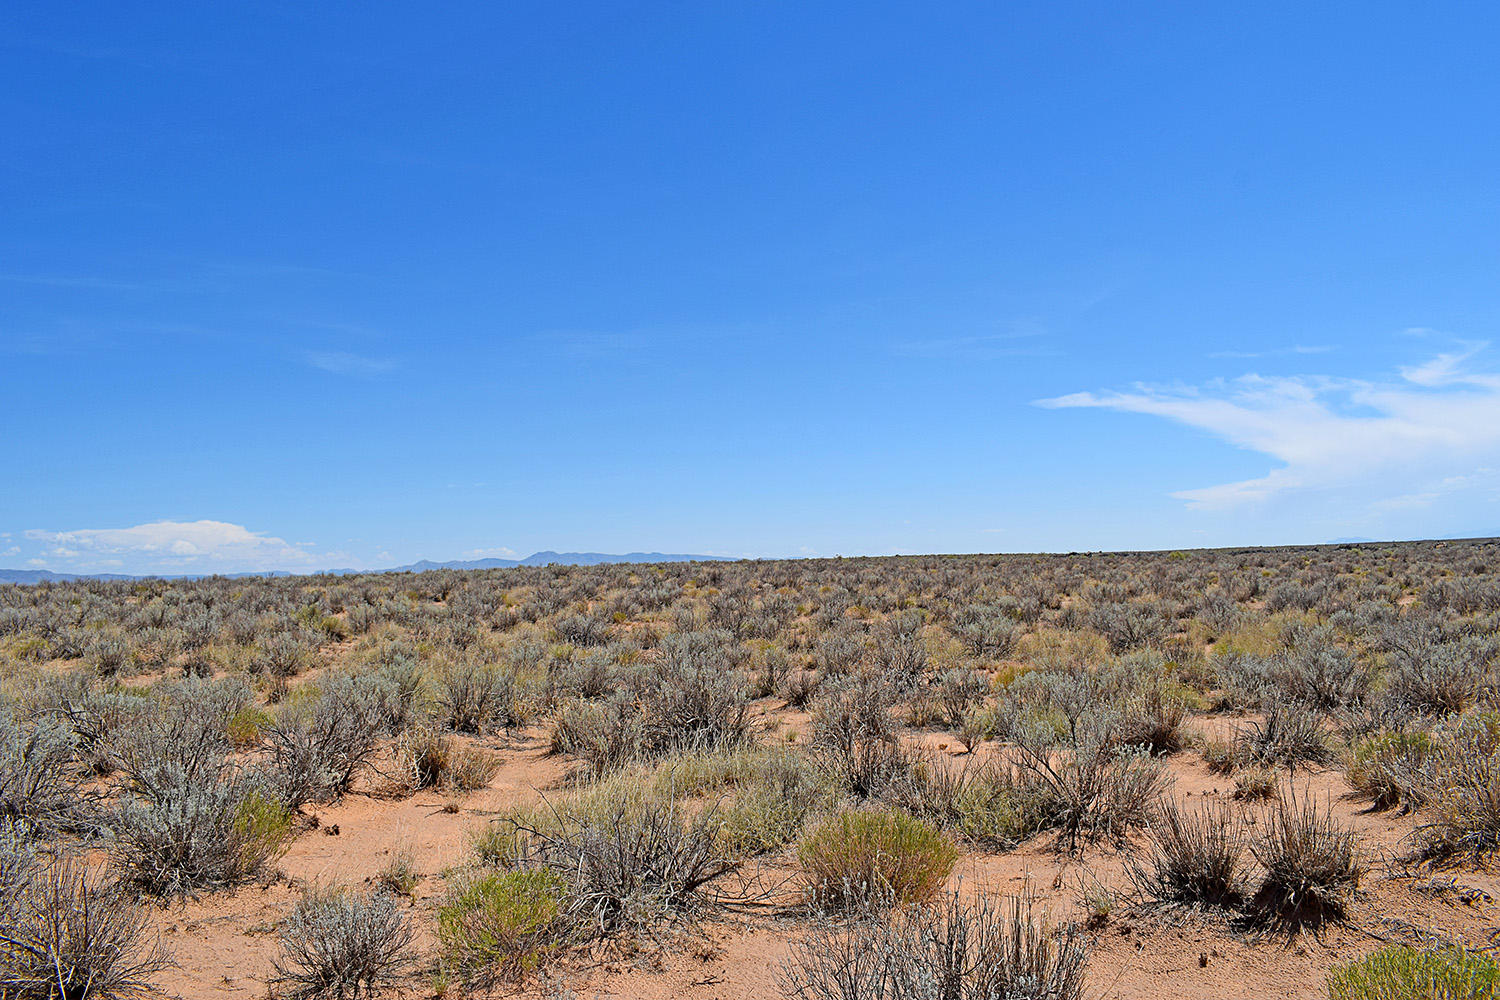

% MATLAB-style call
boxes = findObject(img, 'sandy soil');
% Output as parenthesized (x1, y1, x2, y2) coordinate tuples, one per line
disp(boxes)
(142, 709, 1500, 1000)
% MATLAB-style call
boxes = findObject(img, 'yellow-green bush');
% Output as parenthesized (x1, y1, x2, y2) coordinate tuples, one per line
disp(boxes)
(226, 706, 273, 749)
(1346, 731, 1435, 811)
(797, 809, 956, 910)
(232, 788, 294, 868)
(437, 869, 569, 983)
(1327, 944, 1498, 1000)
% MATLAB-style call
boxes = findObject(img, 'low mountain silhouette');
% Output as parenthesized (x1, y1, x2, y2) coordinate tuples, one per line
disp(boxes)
(390, 551, 733, 572)
(0, 550, 734, 585)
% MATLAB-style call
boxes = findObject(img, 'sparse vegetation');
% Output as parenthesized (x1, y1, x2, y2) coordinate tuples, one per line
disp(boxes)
(3, 540, 1499, 994)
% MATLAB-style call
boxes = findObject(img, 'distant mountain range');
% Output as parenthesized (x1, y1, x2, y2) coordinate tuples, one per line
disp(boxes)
(0, 551, 735, 586)
(389, 551, 734, 573)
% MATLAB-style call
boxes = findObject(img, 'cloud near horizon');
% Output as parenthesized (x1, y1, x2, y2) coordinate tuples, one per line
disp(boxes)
(23, 519, 317, 573)
(1037, 344, 1500, 512)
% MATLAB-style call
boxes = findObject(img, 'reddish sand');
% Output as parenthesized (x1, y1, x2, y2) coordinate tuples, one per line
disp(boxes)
(146, 713, 1500, 1000)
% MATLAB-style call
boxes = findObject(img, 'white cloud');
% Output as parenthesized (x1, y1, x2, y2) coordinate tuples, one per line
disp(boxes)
(23, 520, 316, 573)
(1037, 344, 1500, 512)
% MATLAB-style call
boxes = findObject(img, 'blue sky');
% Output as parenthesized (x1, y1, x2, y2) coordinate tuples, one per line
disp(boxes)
(4, 3, 1499, 574)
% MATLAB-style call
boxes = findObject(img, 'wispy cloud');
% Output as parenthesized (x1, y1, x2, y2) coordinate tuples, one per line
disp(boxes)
(894, 324, 1053, 361)
(532, 331, 648, 361)
(23, 520, 316, 573)
(1037, 342, 1500, 511)
(304, 351, 395, 376)
(0, 273, 148, 291)
(1206, 344, 1335, 359)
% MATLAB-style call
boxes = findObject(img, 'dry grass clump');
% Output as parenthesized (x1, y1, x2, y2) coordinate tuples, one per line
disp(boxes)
(883, 751, 1054, 848)
(1126, 792, 1362, 930)
(394, 729, 500, 792)
(1233, 765, 1278, 801)
(1127, 799, 1248, 908)
(796, 809, 956, 911)
(779, 889, 1088, 1000)
(649, 745, 843, 856)
(1353, 713, 1500, 862)
(0, 846, 170, 1000)
(1234, 702, 1331, 770)
(1009, 726, 1168, 849)
(1345, 730, 1435, 812)
(1248, 791, 1363, 928)
(376, 845, 419, 897)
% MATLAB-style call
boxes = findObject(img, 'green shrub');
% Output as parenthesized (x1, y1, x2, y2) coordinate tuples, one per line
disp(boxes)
(1327, 944, 1499, 1000)
(233, 788, 294, 860)
(437, 869, 569, 984)
(797, 810, 956, 911)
